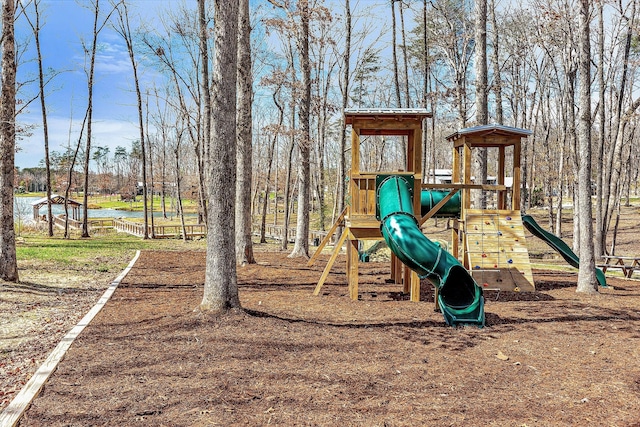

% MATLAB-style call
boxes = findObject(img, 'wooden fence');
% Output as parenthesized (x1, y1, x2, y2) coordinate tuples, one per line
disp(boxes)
(113, 219, 206, 239)
(251, 224, 331, 245)
(52, 214, 329, 243)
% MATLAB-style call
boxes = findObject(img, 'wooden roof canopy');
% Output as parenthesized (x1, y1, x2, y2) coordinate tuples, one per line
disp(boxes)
(345, 108, 432, 123)
(446, 124, 532, 147)
(345, 108, 432, 136)
(31, 194, 83, 221)
(31, 194, 82, 209)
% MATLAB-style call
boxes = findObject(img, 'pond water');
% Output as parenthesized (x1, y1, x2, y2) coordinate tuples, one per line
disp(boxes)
(13, 196, 181, 223)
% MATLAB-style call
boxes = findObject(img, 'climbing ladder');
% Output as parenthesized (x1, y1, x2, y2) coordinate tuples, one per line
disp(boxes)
(464, 209, 535, 292)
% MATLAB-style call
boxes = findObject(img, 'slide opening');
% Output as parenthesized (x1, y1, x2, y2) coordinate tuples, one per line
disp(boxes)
(440, 265, 479, 309)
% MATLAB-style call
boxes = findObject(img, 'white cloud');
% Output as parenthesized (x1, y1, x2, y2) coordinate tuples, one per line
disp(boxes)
(16, 114, 141, 169)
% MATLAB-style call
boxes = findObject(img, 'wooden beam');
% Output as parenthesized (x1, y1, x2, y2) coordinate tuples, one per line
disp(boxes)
(513, 140, 521, 211)
(421, 183, 507, 191)
(498, 145, 506, 209)
(419, 189, 459, 227)
(463, 141, 472, 210)
(308, 208, 347, 266)
(351, 128, 360, 175)
(313, 229, 348, 296)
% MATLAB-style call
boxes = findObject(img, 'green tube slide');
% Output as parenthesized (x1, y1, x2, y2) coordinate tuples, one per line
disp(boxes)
(377, 175, 485, 327)
(420, 190, 461, 217)
(522, 214, 607, 287)
(361, 189, 461, 261)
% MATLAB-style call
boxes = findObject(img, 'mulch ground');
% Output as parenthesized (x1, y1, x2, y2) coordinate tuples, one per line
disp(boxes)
(17, 250, 640, 426)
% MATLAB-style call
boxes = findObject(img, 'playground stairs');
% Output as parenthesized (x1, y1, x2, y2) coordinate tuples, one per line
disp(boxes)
(464, 209, 535, 292)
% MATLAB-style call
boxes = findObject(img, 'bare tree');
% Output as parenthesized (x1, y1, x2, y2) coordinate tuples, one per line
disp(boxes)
(474, 0, 488, 208)
(576, 0, 598, 293)
(22, 0, 54, 236)
(113, 0, 149, 239)
(80, 0, 116, 238)
(489, 0, 503, 124)
(201, 0, 240, 313)
(336, 0, 351, 229)
(391, 0, 402, 109)
(289, 0, 311, 258)
(236, 0, 255, 265)
(0, 0, 18, 282)
(198, 0, 210, 225)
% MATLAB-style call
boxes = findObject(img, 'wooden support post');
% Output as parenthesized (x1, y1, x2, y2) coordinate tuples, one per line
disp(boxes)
(498, 146, 506, 209)
(403, 265, 411, 294)
(513, 141, 521, 211)
(390, 253, 397, 282)
(347, 239, 360, 300)
(410, 271, 420, 302)
(462, 141, 472, 210)
(394, 254, 404, 285)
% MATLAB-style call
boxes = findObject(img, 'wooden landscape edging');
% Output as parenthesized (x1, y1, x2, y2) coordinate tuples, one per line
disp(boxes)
(0, 251, 142, 427)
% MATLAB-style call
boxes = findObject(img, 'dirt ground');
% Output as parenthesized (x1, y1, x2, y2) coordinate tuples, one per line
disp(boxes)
(13, 246, 640, 426)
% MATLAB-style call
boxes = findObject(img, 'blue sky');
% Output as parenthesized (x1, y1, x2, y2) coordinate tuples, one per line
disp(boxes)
(14, 0, 397, 170)
(15, 0, 172, 169)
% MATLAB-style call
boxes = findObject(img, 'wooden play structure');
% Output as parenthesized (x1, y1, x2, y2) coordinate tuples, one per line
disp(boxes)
(309, 108, 431, 301)
(442, 125, 535, 292)
(309, 108, 536, 302)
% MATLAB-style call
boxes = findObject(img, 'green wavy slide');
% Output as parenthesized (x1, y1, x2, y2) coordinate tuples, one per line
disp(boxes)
(522, 215, 607, 287)
(376, 175, 485, 327)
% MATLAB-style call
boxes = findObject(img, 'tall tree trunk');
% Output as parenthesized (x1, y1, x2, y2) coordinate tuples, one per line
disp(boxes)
(260, 88, 283, 244)
(289, 0, 311, 258)
(474, 0, 488, 209)
(576, 0, 598, 294)
(146, 94, 155, 239)
(198, 0, 210, 225)
(489, 0, 503, 124)
(25, 0, 54, 236)
(81, 0, 101, 238)
(201, 0, 240, 313)
(391, 0, 402, 109)
(173, 136, 188, 243)
(63, 111, 88, 239)
(399, 1, 410, 108)
(594, 1, 606, 257)
(603, 2, 636, 249)
(336, 0, 350, 238)
(0, 0, 18, 282)
(281, 133, 295, 251)
(555, 138, 565, 237)
(115, 1, 148, 239)
(236, 0, 255, 265)
(421, 0, 429, 181)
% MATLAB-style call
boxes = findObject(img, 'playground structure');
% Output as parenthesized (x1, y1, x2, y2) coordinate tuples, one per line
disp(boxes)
(309, 108, 603, 327)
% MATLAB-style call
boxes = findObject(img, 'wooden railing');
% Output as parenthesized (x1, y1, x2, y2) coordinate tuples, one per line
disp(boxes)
(251, 224, 296, 242)
(52, 214, 82, 230)
(350, 174, 377, 217)
(89, 218, 115, 228)
(251, 224, 330, 245)
(52, 214, 327, 243)
(113, 219, 206, 239)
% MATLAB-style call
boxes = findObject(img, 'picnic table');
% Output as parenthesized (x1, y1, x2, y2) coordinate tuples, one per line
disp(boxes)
(598, 255, 640, 278)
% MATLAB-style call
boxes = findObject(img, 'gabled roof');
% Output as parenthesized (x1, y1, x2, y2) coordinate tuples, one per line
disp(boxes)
(446, 124, 532, 141)
(31, 194, 82, 209)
